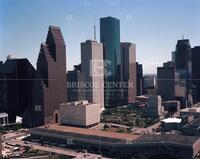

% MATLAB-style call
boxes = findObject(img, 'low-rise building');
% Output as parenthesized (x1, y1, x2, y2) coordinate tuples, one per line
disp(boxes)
(30, 124, 200, 159)
(161, 118, 182, 131)
(59, 100, 100, 128)
(180, 107, 200, 119)
(147, 95, 163, 117)
(0, 113, 8, 126)
(162, 100, 180, 113)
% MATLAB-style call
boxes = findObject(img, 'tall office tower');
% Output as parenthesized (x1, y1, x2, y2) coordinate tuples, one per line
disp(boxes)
(192, 46, 200, 103)
(81, 40, 104, 111)
(136, 62, 144, 96)
(0, 58, 36, 123)
(120, 42, 136, 104)
(100, 16, 121, 107)
(157, 61, 175, 100)
(67, 65, 85, 102)
(174, 39, 193, 108)
(26, 26, 67, 127)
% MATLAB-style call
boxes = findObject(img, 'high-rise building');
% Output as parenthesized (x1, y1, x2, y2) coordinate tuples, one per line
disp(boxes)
(0, 58, 36, 123)
(174, 39, 193, 108)
(157, 61, 175, 100)
(192, 46, 200, 103)
(67, 67, 85, 102)
(81, 40, 104, 111)
(26, 26, 67, 127)
(100, 16, 121, 107)
(120, 42, 137, 104)
(136, 62, 144, 96)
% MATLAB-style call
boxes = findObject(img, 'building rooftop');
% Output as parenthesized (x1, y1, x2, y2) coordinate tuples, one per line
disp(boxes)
(161, 118, 182, 124)
(0, 113, 8, 118)
(30, 124, 200, 148)
(181, 107, 200, 113)
(60, 100, 96, 107)
(39, 124, 140, 141)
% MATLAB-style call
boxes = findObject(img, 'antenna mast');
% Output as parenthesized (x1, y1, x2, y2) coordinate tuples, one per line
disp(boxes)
(94, 16, 96, 41)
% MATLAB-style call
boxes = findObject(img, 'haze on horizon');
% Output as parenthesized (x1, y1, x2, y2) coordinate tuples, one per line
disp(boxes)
(0, 0, 200, 74)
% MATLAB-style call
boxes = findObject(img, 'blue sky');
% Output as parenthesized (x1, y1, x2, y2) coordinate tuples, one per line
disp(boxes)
(0, 0, 200, 74)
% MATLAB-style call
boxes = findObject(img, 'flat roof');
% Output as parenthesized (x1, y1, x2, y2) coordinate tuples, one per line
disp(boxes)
(0, 113, 8, 118)
(30, 125, 200, 147)
(135, 134, 200, 146)
(161, 118, 182, 123)
(181, 107, 200, 113)
(40, 124, 140, 141)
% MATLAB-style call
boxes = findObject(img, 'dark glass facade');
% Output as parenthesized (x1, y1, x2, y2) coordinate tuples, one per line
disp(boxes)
(192, 46, 200, 103)
(136, 62, 144, 96)
(0, 58, 36, 123)
(174, 39, 193, 108)
(100, 16, 120, 78)
(157, 61, 175, 100)
(67, 69, 85, 102)
(100, 17, 121, 107)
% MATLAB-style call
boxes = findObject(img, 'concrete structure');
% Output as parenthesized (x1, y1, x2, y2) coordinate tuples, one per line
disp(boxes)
(67, 67, 85, 102)
(161, 118, 182, 131)
(180, 107, 200, 119)
(0, 58, 36, 123)
(157, 61, 175, 100)
(147, 95, 162, 117)
(120, 42, 137, 104)
(0, 113, 8, 126)
(27, 26, 67, 127)
(81, 40, 104, 111)
(30, 125, 200, 159)
(136, 62, 144, 96)
(100, 16, 121, 108)
(59, 100, 100, 128)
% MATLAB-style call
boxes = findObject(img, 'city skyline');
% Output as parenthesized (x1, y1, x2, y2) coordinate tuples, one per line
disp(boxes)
(1, 0, 200, 74)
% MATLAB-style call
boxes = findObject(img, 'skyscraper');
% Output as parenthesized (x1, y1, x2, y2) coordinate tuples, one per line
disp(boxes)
(192, 46, 200, 103)
(120, 42, 137, 104)
(100, 16, 120, 78)
(0, 58, 36, 123)
(136, 62, 144, 96)
(100, 16, 121, 107)
(81, 40, 104, 111)
(174, 39, 193, 108)
(26, 26, 67, 127)
(157, 61, 175, 100)
(67, 66, 85, 102)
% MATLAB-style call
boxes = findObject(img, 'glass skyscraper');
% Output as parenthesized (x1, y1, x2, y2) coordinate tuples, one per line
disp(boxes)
(174, 39, 193, 108)
(100, 16, 120, 80)
(100, 17, 121, 107)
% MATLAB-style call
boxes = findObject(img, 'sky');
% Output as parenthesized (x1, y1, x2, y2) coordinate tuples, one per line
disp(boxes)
(0, 0, 200, 74)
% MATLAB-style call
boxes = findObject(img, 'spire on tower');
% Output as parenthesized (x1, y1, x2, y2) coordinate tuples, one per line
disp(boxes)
(94, 16, 96, 41)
